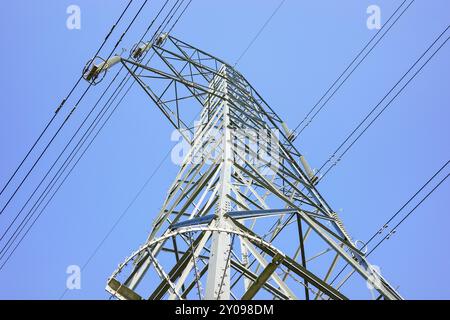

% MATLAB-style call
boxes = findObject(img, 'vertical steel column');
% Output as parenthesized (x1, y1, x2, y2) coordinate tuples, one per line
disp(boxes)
(205, 66, 233, 300)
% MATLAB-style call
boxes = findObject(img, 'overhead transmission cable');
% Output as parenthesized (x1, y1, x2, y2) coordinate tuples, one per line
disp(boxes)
(0, 69, 128, 251)
(0, 0, 191, 270)
(0, 0, 173, 249)
(0, 71, 131, 265)
(54, 2, 194, 295)
(0, 2, 177, 269)
(52, 0, 194, 284)
(0, 0, 161, 263)
(296, 28, 448, 292)
(0, 0, 149, 216)
(291, 0, 414, 138)
(0, 0, 178, 265)
(315, 26, 449, 182)
(250, 26, 450, 294)
(328, 160, 449, 292)
(366, 160, 450, 247)
(0, 0, 134, 199)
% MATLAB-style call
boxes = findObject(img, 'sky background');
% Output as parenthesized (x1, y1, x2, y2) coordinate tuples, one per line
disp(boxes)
(0, 0, 449, 299)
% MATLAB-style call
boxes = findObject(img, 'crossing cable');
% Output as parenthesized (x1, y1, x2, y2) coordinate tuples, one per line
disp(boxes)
(244, 27, 449, 289)
(10, 0, 183, 254)
(0, 71, 131, 266)
(327, 160, 450, 292)
(291, 25, 449, 201)
(315, 26, 449, 182)
(0, 0, 164, 264)
(0, 0, 134, 199)
(0, 0, 191, 271)
(0, 68, 128, 254)
(277, 27, 449, 273)
(0, 5, 156, 264)
(0, 0, 172, 250)
(234, 0, 286, 67)
(29, 0, 188, 227)
(232, 0, 413, 239)
(365, 160, 450, 247)
(262, 28, 450, 297)
(0, 0, 176, 260)
(0, 0, 150, 216)
(167, 0, 192, 34)
(55, 1, 194, 298)
(368, 173, 449, 254)
(291, 0, 414, 137)
(0, 1, 180, 269)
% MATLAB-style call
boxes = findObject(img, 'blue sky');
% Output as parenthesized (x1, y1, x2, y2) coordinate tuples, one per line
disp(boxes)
(0, 0, 449, 299)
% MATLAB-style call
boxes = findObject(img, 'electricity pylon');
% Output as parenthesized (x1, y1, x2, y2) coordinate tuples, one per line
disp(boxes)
(84, 34, 402, 300)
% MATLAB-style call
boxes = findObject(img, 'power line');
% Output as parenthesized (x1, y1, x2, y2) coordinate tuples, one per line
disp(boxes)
(167, 0, 192, 34)
(0, 73, 135, 269)
(0, 68, 127, 255)
(0, 0, 175, 257)
(290, 26, 450, 295)
(292, 0, 414, 137)
(0, 0, 159, 264)
(328, 160, 449, 291)
(0, 0, 150, 216)
(0, 0, 173, 251)
(58, 147, 173, 298)
(369, 172, 449, 254)
(365, 160, 450, 246)
(0, 0, 191, 272)
(57, 0, 194, 299)
(0, 0, 134, 199)
(0, 2, 154, 268)
(234, 0, 286, 66)
(316, 26, 449, 182)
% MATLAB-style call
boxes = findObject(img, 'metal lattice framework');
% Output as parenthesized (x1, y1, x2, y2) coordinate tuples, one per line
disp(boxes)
(87, 34, 402, 300)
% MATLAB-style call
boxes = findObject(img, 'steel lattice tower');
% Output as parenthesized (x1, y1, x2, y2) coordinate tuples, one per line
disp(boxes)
(84, 34, 402, 300)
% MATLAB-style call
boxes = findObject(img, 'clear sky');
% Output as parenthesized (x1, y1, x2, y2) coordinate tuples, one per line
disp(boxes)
(0, 0, 449, 299)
